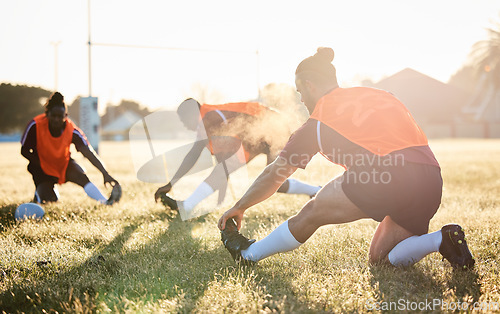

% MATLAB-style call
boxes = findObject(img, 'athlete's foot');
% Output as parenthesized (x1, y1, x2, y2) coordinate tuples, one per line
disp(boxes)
(106, 184, 122, 205)
(220, 218, 256, 265)
(439, 224, 475, 270)
(160, 194, 179, 211)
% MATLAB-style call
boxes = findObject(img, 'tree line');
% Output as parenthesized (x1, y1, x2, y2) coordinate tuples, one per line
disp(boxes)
(0, 83, 51, 133)
(0, 83, 152, 134)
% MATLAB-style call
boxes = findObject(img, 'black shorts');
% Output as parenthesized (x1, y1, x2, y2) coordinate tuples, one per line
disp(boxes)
(28, 159, 80, 187)
(341, 162, 442, 235)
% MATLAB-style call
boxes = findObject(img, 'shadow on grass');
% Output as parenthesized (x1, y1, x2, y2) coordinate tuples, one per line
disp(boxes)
(447, 268, 482, 304)
(251, 264, 317, 312)
(0, 204, 17, 232)
(368, 262, 481, 311)
(0, 203, 335, 313)
(0, 210, 228, 312)
(234, 220, 340, 312)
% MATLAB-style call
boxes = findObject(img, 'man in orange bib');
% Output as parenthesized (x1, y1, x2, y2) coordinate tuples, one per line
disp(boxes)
(154, 98, 321, 217)
(21, 92, 121, 205)
(218, 47, 474, 270)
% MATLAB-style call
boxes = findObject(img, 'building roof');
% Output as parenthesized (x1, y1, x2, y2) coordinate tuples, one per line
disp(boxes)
(372, 68, 471, 123)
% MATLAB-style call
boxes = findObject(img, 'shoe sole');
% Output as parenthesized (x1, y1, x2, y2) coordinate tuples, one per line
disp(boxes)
(441, 225, 475, 270)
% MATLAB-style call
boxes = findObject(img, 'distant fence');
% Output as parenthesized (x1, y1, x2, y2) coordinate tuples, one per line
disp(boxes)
(0, 133, 21, 142)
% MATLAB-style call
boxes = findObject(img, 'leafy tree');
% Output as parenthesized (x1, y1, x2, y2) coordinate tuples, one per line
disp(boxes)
(0, 83, 51, 133)
(448, 65, 477, 95)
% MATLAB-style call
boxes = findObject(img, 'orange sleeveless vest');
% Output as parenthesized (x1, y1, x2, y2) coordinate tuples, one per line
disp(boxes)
(200, 102, 267, 162)
(310, 87, 428, 156)
(34, 114, 75, 184)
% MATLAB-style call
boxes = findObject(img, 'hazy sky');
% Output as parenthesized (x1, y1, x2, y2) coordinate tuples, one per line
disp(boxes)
(0, 0, 498, 110)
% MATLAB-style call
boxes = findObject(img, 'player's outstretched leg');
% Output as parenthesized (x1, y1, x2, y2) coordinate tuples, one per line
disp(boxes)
(278, 178, 321, 198)
(160, 182, 215, 212)
(221, 219, 304, 264)
(83, 182, 121, 205)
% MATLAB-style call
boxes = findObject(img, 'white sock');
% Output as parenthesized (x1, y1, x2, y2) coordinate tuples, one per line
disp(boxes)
(241, 220, 302, 262)
(53, 186, 60, 199)
(388, 230, 443, 267)
(84, 182, 107, 203)
(285, 178, 321, 196)
(183, 181, 215, 211)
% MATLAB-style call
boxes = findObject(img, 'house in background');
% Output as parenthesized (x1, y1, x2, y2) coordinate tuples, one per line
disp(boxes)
(97, 69, 500, 141)
(101, 110, 190, 141)
(369, 68, 500, 138)
(461, 74, 500, 138)
(101, 111, 143, 141)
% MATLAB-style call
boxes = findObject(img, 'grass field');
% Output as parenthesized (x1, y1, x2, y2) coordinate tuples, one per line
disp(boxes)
(0, 139, 499, 312)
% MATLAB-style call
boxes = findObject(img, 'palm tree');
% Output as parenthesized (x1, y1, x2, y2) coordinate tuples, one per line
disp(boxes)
(469, 19, 500, 87)
(464, 17, 500, 122)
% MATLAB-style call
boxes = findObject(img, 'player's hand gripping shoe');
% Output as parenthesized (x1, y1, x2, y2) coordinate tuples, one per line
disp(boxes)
(106, 184, 122, 205)
(439, 224, 475, 270)
(221, 218, 256, 265)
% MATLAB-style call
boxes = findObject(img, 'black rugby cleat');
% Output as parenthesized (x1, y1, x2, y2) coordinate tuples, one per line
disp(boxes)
(221, 218, 256, 265)
(439, 224, 475, 270)
(106, 184, 122, 205)
(160, 194, 179, 211)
